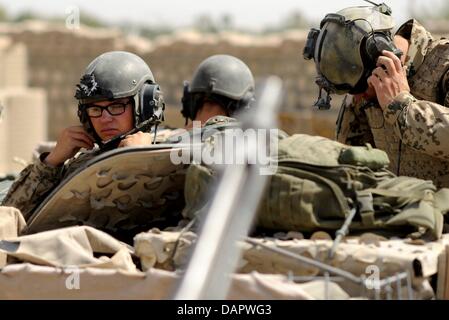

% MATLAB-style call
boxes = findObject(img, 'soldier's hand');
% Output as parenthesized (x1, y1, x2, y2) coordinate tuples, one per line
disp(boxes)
(118, 131, 152, 148)
(367, 50, 410, 110)
(44, 126, 95, 166)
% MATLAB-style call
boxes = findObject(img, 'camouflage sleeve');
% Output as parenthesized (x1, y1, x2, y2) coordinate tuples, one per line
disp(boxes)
(1, 153, 63, 219)
(153, 128, 181, 143)
(336, 95, 375, 146)
(383, 91, 449, 161)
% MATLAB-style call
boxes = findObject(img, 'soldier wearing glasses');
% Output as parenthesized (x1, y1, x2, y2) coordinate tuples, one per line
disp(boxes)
(2, 51, 162, 219)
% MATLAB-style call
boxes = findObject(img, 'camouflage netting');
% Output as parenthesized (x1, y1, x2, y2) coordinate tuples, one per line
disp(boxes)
(1, 205, 449, 299)
(0, 208, 353, 300)
(134, 229, 449, 300)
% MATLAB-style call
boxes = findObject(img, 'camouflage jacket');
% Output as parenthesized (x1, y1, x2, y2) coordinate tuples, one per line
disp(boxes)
(336, 19, 449, 188)
(1, 149, 102, 220)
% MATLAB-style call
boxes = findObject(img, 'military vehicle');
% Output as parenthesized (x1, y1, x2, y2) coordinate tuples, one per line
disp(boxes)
(0, 76, 449, 301)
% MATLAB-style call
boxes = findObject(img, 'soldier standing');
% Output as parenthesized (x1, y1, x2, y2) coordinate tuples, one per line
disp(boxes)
(305, 3, 449, 188)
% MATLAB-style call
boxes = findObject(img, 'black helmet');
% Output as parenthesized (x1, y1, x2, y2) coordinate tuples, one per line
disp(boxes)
(181, 54, 255, 121)
(75, 51, 165, 141)
(303, 3, 402, 109)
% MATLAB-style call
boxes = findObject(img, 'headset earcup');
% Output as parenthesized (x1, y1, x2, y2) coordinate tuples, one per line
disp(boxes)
(181, 81, 193, 120)
(365, 33, 397, 66)
(349, 33, 399, 95)
(237, 90, 255, 111)
(139, 83, 153, 123)
(138, 83, 165, 125)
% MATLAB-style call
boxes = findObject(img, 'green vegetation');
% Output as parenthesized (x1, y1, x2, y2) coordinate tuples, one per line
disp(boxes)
(192, 14, 236, 33)
(262, 11, 310, 34)
(13, 10, 39, 22)
(0, 5, 8, 21)
(437, 1, 449, 19)
(1, 1, 449, 38)
(408, 0, 449, 21)
(78, 10, 106, 28)
(0, 5, 312, 38)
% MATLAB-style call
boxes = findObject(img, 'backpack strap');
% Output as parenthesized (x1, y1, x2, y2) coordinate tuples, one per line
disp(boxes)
(356, 191, 376, 227)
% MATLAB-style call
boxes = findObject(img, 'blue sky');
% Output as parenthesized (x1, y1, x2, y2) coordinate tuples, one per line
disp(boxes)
(0, 0, 444, 30)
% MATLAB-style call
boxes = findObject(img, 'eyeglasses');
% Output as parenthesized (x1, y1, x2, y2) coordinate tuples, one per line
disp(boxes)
(85, 101, 131, 118)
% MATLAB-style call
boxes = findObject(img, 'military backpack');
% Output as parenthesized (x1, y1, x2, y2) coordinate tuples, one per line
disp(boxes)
(183, 134, 449, 239)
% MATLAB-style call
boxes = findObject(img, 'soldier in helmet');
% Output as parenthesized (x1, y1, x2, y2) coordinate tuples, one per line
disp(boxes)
(305, 3, 449, 188)
(181, 54, 255, 128)
(2, 51, 165, 218)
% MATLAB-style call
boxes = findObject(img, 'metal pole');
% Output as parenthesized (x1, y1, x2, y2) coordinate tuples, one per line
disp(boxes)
(245, 238, 362, 284)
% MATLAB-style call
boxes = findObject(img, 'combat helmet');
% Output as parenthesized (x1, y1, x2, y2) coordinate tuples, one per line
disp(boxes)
(303, 2, 402, 109)
(75, 51, 165, 143)
(181, 54, 255, 122)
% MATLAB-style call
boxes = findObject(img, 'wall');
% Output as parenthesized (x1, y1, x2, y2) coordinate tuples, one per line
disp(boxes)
(0, 35, 47, 173)
(1, 20, 447, 143)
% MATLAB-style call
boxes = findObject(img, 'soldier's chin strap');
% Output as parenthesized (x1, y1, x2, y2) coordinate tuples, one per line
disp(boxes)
(314, 87, 332, 110)
(397, 140, 402, 176)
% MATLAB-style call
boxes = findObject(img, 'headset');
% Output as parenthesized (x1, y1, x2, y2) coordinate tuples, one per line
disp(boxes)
(136, 82, 165, 126)
(78, 82, 165, 150)
(181, 81, 254, 122)
(303, 10, 403, 109)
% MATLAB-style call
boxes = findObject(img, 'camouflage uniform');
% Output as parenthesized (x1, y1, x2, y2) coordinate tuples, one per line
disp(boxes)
(336, 19, 449, 188)
(1, 149, 102, 220)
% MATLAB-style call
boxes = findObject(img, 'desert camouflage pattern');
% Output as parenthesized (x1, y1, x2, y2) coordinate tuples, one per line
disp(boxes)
(397, 19, 434, 78)
(336, 20, 449, 188)
(0, 263, 351, 300)
(134, 229, 449, 299)
(0, 220, 350, 300)
(22, 146, 188, 242)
